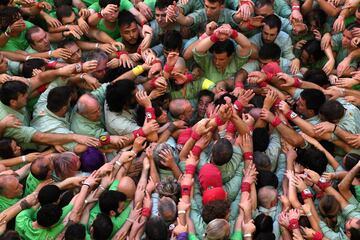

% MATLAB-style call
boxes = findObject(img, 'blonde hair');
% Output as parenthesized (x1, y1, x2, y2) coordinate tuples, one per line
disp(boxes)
(204, 219, 230, 240)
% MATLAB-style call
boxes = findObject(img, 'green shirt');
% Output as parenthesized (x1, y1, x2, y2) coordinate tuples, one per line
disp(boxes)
(96, 20, 121, 40)
(332, 33, 358, 68)
(89, 0, 133, 12)
(0, 194, 20, 213)
(1, 21, 34, 51)
(24, 172, 42, 197)
(193, 48, 250, 83)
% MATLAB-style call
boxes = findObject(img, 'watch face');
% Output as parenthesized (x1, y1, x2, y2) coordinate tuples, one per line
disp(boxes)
(319, 177, 326, 183)
(304, 189, 311, 194)
(100, 135, 107, 141)
(290, 112, 297, 118)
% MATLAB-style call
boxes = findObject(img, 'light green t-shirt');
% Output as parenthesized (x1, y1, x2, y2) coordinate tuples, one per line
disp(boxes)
(0, 195, 20, 213)
(24, 172, 42, 196)
(96, 20, 121, 40)
(89, 0, 133, 12)
(1, 21, 34, 51)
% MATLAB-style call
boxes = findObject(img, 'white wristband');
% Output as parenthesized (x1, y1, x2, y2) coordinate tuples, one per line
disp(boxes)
(25, 56, 31, 61)
(244, 233, 252, 238)
(48, 50, 52, 57)
(95, 43, 99, 49)
(178, 210, 186, 215)
(22, 156, 26, 162)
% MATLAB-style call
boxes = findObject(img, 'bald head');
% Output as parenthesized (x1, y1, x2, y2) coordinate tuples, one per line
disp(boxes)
(77, 94, 101, 121)
(174, 57, 186, 71)
(169, 99, 193, 121)
(258, 186, 277, 208)
(0, 175, 23, 198)
(159, 197, 177, 223)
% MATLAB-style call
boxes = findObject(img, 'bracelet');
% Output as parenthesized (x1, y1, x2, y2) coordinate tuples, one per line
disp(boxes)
(20, 200, 31, 210)
(80, 73, 86, 79)
(116, 51, 128, 58)
(97, 11, 103, 18)
(226, 121, 236, 134)
(292, 5, 300, 11)
(47, 61, 58, 68)
(48, 50, 52, 57)
(132, 65, 144, 76)
(190, 131, 201, 141)
(75, 63, 82, 73)
(99, 135, 111, 146)
(181, 185, 192, 196)
(306, 212, 312, 217)
(230, 29, 238, 39)
(178, 210, 186, 215)
(151, 59, 161, 65)
(185, 73, 193, 83)
(115, 160, 122, 166)
(4, 31, 9, 37)
(333, 124, 337, 133)
(244, 233, 252, 238)
(185, 164, 196, 175)
(313, 232, 324, 240)
(141, 207, 151, 217)
(243, 152, 253, 161)
(245, 21, 256, 31)
(191, 145, 202, 158)
(270, 117, 282, 128)
(258, 81, 268, 88)
(301, 188, 313, 200)
(316, 177, 331, 191)
(126, 218, 134, 223)
(241, 182, 251, 192)
(99, 185, 106, 191)
(210, 34, 219, 42)
(95, 43, 99, 49)
(234, 100, 243, 112)
(25, 56, 31, 61)
(22, 155, 27, 162)
(288, 218, 299, 230)
(285, 110, 298, 120)
(82, 183, 91, 188)
(145, 107, 156, 120)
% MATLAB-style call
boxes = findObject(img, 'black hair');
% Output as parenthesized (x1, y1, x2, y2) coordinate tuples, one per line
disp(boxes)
(209, 39, 235, 57)
(56, 5, 74, 21)
(25, 26, 42, 45)
(118, 11, 136, 28)
(0, 230, 21, 240)
(0, 0, 11, 6)
(198, 90, 215, 102)
(47, 86, 73, 113)
(99, 190, 127, 215)
(256, 170, 279, 190)
(263, 14, 282, 33)
(136, 102, 163, 126)
(30, 156, 53, 180)
(303, 69, 329, 87)
(145, 216, 169, 240)
(22, 59, 47, 78)
(105, 80, 136, 112)
(207, 0, 225, 4)
(306, 9, 326, 29)
(299, 215, 311, 228)
(350, 227, 360, 240)
(155, 0, 173, 9)
(253, 151, 271, 171)
(0, 7, 21, 32)
(54, 0, 72, 7)
(212, 139, 233, 166)
(37, 203, 63, 228)
(302, 40, 324, 62)
(319, 100, 345, 123)
(252, 128, 270, 152)
(346, 22, 360, 31)
(64, 223, 86, 240)
(254, 233, 275, 240)
(254, 214, 273, 237)
(38, 185, 61, 206)
(92, 213, 113, 240)
(259, 43, 281, 61)
(214, 93, 237, 106)
(299, 89, 326, 115)
(202, 200, 230, 224)
(57, 39, 77, 49)
(254, 0, 273, 9)
(102, 66, 132, 83)
(0, 138, 15, 159)
(0, 81, 28, 106)
(162, 30, 182, 53)
(296, 146, 327, 175)
(99, 0, 119, 8)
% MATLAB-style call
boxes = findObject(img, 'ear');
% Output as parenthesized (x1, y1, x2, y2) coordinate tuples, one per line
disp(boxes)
(109, 210, 116, 217)
(9, 99, 17, 108)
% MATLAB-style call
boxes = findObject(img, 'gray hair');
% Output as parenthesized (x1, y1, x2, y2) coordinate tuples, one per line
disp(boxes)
(158, 197, 177, 222)
(253, 151, 271, 171)
(82, 49, 108, 62)
(153, 143, 173, 166)
(76, 93, 98, 115)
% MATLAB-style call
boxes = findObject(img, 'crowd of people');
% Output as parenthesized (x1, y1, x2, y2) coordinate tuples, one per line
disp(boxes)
(0, 0, 359, 239)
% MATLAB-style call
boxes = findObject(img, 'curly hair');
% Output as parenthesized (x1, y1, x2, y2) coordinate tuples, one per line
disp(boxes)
(156, 177, 181, 204)
(202, 200, 230, 224)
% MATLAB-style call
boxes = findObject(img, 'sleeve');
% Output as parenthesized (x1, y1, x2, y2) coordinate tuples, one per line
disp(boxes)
(15, 208, 36, 237)
(88, 2, 100, 11)
(319, 220, 346, 240)
(265, 130, 281, 172)
(4, 126, 37, 144)
(192, 48, 211, 72)
(190, 199, 206, 239)
(223, 163, 243, 201)
(109, 179, 120, 191)
(280, 18, 293, 35)
(241, 60, 260, 73)
(151, 192, 160, 216)
(120, 0, 134, 11)
(91, 83, 109, 106)
(105, 113, 140, 136)
(177, 0, 203, 15)
(274, 0, 292, 18)
(230, 230, 243, 240)
(281, 34, 295, 60)
(188, 10, 207, 30)
(151, 44, 164, 57)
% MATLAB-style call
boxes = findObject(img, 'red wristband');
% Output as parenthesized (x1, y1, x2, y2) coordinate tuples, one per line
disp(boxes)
(132, 128, 145, 138)
(210, 34, 219, 42)
(185, 164, 196, 175)
(233, 100, 243, 112)
(285, 110, 298, 120)
(273, 98, 282, 108)
(288, 219, 299, 230)
(164, 64, 174, 73)
(149, 77, 157, 89)
(243, 152, 253, 161)
(137, 48, 142, 54)
(141, 207, 151, 217)
(313, 232, 324, 240)
(231, 29, 238, 39)
(36, 84, 48, 94)
(258, 81, 268, 88)
(145, 107, 156, 121)
(151, 59, 161, 65)
(97, 12, 103, 18)
(215, 115, 225, 126)
(235, 81, 244, 88)
(245, 21, 256, 31)
(181, 185, 192, 196)
(301, 189, 313, 200)
(191, 131, 201, 141)
(226, 121, 236, 134)
(271, 117, 282, 128)
(185, 73, 193, 83)
(241, 182, 251, 192)
(316, 177, 331, 191)
(293, 77, 302, 88)
(99, 135, 111, 146)
(47, 61, 58, 68)
(191, 145, 202, 158)
(116, 51, 128, 58)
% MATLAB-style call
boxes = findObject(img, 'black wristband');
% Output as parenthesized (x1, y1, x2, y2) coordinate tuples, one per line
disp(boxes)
(168, 122, 177, 133)
(20, 200, 31, 210)
(333, 124, 337, 133)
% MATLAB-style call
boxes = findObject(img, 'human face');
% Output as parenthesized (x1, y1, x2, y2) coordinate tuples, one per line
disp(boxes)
(120, 22, 139, 45)
(255, 5, 273, 17)
(155, 8, 167, 28)
(300, 49, 310, 64)
(6, 176, 23, 198)
(345, 218, 360, 237)
(213, 52, 230, 72)
(30, 29, 50, 52)
(157, 108, 169, 124)
(204, 0, 223, 21)
(61, 12, 77, 25)
(14, 93, 28, 110)
(91, 59, 107, 80)
(198, 95, 212, 118)
(183, 102, 193, 122)
(295, 97, 313, 118)
(11, 140, 21, 157)
(342, 30, 352, 48)
(65, 43, 82, 63)
(171, 65, 187, 85)
(262, 24, 278, 44)
(86, 102, 101, 122)
(0, 54, 8, 73)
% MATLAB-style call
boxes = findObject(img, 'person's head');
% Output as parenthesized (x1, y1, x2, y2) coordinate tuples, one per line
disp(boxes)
(22, 58, 47, 78)
(0, 138, 21, 158)
(296, 146, 327, 175)
(30, 154, 55, 180)
(0, 81, 28, 109)
(342, 23, 360, 48)
(155, 0, 173, 28)
(117, 176, 137, 199)
(90, 213, 113, 240)
(25, 26, 50, 52)
(169, 57, 188, 90)
(0, 230, 21, 240)
(297, 89, 326, 118)
(58, 40, 82, 63)
(80, 147, 105, 173)
(303, 69, 329, 88)
(0, 7, 25, 36)
(64, 223, 86, 240)
(145, 216, 169, 240)
(106, 80, 137, 113)
(99, 0, 120, 22)
(202, 200, 230, 224)
(37, 203, 62, 228)
(197, 90, 214, 118)
(162, 30, 182, 57)
(258, 43, 281, 65)
(254, 214, 274, 237)
(209, 39, 235, 72)
(256, 170, 278, 190)
(252, 128, 270, 152)
(169, 99, 193, 122)
(319, 100, 345, 123)
(118, 11, 139, 45)
(0, 0, 11, 8)
(204, 218, 230, 240)
(0, 174, 23, 198)
(153, 143, 174, 170)
(77, 94, 101, 121)
(56, 5, 77, 25)
(345, 218, 360, 239)
(204, 0, 225, 21)
(300, 40, 324, 65)
(54, 0, 72, 7)
(84, 50, 109, 80)
(319, 194, 340, 222)
(99, 190, 127, 217)
(254, 0, 274, 17)
(253, 151, 271, 171)
(261, 14, 281, 44)
(258, 186, 277, 208)
(156, 177, 181, 203)
(53, 152, 81, 180)
(306, 8, 326, 32)
(199, 163, 223, 192)
(38, 184, 61, 206)
(343, 153, 360, 178)
(47, 86, 73, 116)
(158, 197, 177, 224)
(211, 138, 233, 166)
